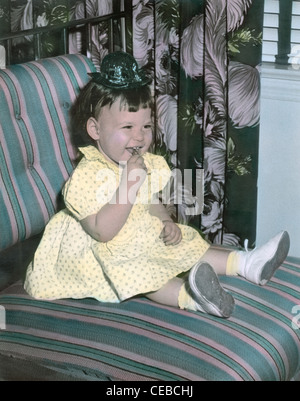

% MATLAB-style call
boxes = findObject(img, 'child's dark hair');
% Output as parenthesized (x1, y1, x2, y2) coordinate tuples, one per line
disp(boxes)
(70, 81, 154, 148)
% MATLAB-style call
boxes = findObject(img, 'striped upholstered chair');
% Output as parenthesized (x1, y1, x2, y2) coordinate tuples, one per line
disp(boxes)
(0, 55, 300, 381)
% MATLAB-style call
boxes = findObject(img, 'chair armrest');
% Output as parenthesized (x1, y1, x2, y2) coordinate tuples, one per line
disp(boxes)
(0, 234, 42, 291)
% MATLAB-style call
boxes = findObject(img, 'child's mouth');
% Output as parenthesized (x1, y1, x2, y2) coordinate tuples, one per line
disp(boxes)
(126, 146, 143, 155)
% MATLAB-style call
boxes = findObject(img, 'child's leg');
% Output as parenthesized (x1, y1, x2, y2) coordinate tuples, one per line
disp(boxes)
(199, 245, 230, 275)
(200, 231, 290, 285)
(146, 264, 235, 318)
(146, 277, 184, 307)
(146, 231, 289, 318)
(146, 246, 232, 306)
(222, 231, 290, 285)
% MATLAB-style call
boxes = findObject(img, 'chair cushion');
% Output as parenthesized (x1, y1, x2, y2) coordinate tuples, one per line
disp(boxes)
(0, 258, 299, 381)
(0, 55, 96, 251)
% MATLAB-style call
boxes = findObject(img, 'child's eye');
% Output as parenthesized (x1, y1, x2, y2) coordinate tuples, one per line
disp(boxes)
(144, 125, 152, 130)
(122, 126, 132, 130)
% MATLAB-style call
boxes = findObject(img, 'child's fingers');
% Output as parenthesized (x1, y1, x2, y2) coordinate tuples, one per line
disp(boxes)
(128, 155, 148, 172)
(159, 225, 172, 239)
(164, 234, 182, 246)
(160, 225, 182, 245)
(160, 223, 178, 238)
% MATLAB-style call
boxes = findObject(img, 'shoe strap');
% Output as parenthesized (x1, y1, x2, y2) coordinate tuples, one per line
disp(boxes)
(244, 239, 249, 252)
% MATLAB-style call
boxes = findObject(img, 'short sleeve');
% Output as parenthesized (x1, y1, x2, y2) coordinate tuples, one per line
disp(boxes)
(62, 159, 118, 221)
(146, 154, 172, 194)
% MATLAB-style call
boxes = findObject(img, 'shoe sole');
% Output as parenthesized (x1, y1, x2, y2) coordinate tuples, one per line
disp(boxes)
(189, 262, 235, 318)
(259, 231, 290, 285)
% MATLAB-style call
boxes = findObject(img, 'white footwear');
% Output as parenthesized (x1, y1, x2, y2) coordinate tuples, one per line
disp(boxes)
(238, 231, 290, 285)
(189, 262, 235, 318)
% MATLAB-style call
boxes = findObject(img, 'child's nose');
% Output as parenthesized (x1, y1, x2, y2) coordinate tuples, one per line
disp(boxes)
(133, 128, 144, 141)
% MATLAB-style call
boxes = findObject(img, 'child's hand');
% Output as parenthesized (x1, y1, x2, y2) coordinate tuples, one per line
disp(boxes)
(122, 154, 148, 190)
(160, 221, 182, 246)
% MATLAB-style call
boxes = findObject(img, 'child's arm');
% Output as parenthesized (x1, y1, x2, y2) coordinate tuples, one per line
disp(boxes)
(149, 200, 173, 222)
(80, 154, 147, 242)
(149, 201, 182, 246)
(80, 188, 133, 243)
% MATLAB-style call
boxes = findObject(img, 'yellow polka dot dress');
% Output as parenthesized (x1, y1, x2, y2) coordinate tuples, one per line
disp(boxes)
(24, 146, 210, 302)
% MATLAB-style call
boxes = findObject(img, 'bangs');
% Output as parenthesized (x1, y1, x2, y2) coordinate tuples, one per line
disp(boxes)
(119, 87, 153, 112)
(94, 85, 153, 117)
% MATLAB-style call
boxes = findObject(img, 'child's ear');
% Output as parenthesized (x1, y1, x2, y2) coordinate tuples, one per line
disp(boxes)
(86, 117, 100, 140)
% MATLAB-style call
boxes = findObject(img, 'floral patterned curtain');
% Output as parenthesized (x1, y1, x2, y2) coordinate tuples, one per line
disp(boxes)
(132, 0, 263, 247)
(1, 0, 263, 247)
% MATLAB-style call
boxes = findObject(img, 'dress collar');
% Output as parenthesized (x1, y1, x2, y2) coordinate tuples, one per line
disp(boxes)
(78, 145, 152, 173)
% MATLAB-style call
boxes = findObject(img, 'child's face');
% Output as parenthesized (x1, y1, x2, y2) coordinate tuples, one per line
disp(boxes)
(88, 98, 153, 165)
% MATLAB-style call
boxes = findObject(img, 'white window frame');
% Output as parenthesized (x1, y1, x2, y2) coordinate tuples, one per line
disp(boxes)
(263, 0, 300, 68)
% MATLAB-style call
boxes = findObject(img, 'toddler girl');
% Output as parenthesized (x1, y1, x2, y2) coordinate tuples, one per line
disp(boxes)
(24, 52, 290, 318)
